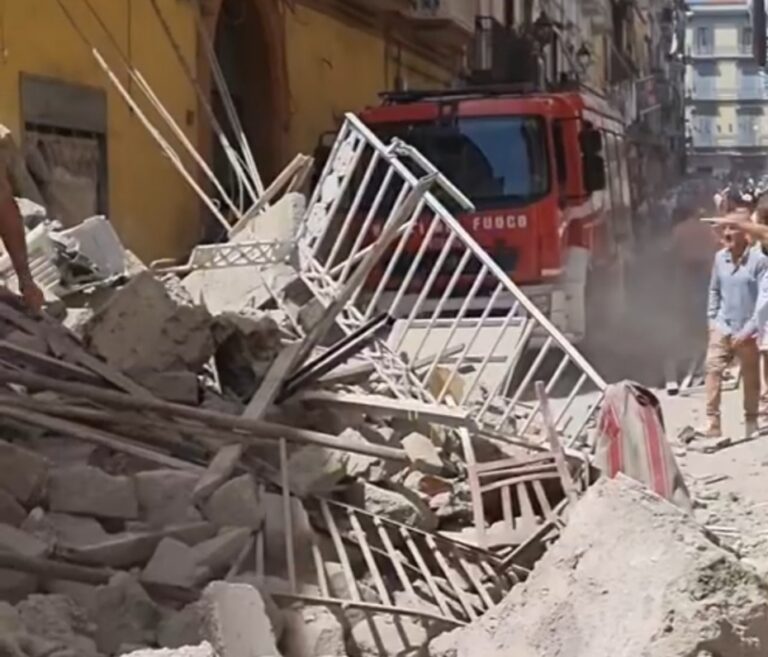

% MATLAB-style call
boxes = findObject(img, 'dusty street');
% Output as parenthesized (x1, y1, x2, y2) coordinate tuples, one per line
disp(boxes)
(660, 382, 768, 575)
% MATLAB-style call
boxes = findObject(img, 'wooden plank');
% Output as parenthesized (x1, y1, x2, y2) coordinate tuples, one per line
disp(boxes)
(310, 531, 331, 598)
(243, 342, 302, 419)
(516, 482, 540, 536)
(0, 339, 100, 383)
(293, 389, 471, 426)
(0, 368, 409, 463)
(474, 455, 555, 475)
(460, 429, 486, 550)
(501, 485, 514, 530)
(279, 438, 297, 593)
(531, 479, 556, 523)
(0, 403, 203, 472)
(480, 473, 560, 494)
(535, 382, 579, 504)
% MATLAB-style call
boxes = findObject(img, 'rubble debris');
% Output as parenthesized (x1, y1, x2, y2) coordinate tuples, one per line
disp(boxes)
(83, 271, 214, 375)
(349, 613, 431, 657)
(0, 438, 49, 505)
(122, 642, 218, 657)
(0, 488, 26, 527)
(429, 475, 768, 657)
(287, 445, 352, 497)
(157, 602, 203, 649)
(135, 469, 203, 529)
(48, 464, 139, 519)
(402, 432, 443, 475)
(91, 572, 161, 655)
(16, 593, 100, 657)
(346, 482, 438, 532)
(281, 603, 346, 657)
(199, 581, 280, 657)
(202, 474, 264, 529)
(190, 527, 251, 574)
(141, 537, 207, 590)
(192, 444, 243, 504)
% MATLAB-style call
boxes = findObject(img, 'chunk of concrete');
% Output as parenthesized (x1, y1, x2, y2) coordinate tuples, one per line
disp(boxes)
(49, 465, 138, 519)
(349, 613, 429, 657)
(286, 446, 349, 497)
(261, 492, 314, 572)
(141, 538, 207, 590)
(281, 604, 346, 657)
(346, 483, 438, 532)
(22, 510, 109, 549)
(0, 489, 25, 527)
(203, 474, 264, 529)
(132, 371, 200, 405)
(191, 527, 251, 574)
(135, 469, 203, 529)
(157, 602, 203, 649)
(91, 572, 161, 655)
(16, 593, 99, 657)
(401, 432, 443, 475)
(0, 523, 48, 603)
(199, 581, 280, 657)
(122, 642, 217, 657)
(429, 475, 768, 657)
(83, 271, 214, 374)
(192, 445, 243, 504)
(0, 438, 49, 505)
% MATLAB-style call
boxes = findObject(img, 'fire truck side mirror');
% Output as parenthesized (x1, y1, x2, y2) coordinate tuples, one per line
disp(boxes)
(579, 127, 607, 194)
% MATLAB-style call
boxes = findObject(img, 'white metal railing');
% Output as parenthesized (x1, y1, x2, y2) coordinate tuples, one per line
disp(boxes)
(298, 113, 607, 447)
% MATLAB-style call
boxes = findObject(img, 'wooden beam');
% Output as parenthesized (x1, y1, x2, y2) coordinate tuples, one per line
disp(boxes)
(292, 389, 471, 426)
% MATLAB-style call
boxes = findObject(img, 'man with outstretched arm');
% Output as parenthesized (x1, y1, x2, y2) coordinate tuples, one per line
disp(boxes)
(704, 211, 765, 439)
(0, 163, 43, 313)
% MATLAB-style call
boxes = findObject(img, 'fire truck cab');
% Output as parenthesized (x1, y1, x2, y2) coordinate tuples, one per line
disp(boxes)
(360, 85, 633, 344)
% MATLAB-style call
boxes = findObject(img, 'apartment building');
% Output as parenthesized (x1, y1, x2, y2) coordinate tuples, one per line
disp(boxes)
(686, 0, 768, 173)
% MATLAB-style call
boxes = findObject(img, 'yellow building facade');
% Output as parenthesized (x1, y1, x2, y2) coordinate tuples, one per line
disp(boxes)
(0, 0, 472, 262)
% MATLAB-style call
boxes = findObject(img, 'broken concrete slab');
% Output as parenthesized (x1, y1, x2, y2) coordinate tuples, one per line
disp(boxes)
(261, 492, 313, 573)
(90, 572, 161, 655)
(202, 474, 264, 529)
(0, 523, 49, 603)
(83, 271, 214, 374)
(22, 509, 109, 549)
(0, 489, 25, 527)
(141, 538, 207, 590)
(192, 445, 243, 504)
(157, 602, 203, 649)
(191, 527, 251, 574)
(135, 469, 203, 529)
(345, 482, 438, 532)
(401, 432, 443, 475)
(122, 642, 217, 657)
(429, 475, 768, 657)
(16, 593, 99, 657)
(48, 465, 138, 519)
(281, 603, 346, 657)
(349, 613, 429, 657)
(286, 445, 351, 497)
(0, 438, 49, 505)
(132, 371, 200, 405)
(199, 581, 280, 657)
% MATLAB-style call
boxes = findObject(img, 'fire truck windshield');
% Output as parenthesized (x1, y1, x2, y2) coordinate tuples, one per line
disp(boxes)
(372, 115, 550, 208)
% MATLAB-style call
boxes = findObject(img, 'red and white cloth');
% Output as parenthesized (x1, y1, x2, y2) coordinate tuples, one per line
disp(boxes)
(595, 381, 692, 511)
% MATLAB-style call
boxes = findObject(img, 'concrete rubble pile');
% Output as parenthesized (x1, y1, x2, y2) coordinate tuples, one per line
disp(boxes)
(6, 115, 765, 657)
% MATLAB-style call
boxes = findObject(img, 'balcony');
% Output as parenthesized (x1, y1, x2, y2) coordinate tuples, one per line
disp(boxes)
(686, 86, 767, 101)
(686, 45, 753, 59)
(406, 0, 476, 38)
(690, 133, 768, 149)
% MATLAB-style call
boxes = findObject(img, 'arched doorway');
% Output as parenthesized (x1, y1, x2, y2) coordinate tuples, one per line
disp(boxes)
(199, 0, 289, 226)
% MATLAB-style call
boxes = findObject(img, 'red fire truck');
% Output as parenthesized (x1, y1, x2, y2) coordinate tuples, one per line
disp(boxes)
(359, 85, 633, 344)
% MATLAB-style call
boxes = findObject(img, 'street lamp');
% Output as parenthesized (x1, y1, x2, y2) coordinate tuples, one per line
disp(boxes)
(577, 43, 593, 72)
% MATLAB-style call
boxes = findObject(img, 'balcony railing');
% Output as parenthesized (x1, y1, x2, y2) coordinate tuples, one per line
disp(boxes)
(687, 45, 753, 58)
(690, 133, 768, 148)
(686, 85, 767, 101)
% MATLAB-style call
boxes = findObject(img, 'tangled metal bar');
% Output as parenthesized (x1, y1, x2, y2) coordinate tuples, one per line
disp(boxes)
(296, 113, 607, 448)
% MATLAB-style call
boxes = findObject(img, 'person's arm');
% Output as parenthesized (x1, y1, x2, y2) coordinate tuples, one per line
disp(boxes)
(706, 216, 768, 245)
(0, 168, 43, 312)
(707, 256, 721, 329)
